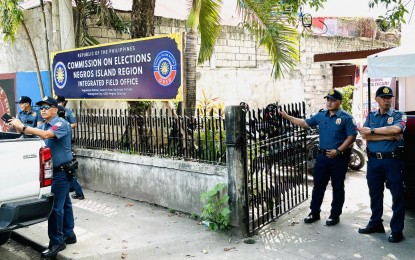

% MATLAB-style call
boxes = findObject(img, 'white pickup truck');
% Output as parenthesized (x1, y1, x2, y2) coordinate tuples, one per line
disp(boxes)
(0, 132, 54, 246)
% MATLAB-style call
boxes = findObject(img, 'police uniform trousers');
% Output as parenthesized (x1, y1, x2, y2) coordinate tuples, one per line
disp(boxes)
(310, 153, 350, 217)
(48, 170, 75, 246)
(70, 175, 84, 197)
(367, 157, 405, 234)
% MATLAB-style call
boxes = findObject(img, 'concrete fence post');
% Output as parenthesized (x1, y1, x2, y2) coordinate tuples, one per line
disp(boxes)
(225, 106, 247, 237)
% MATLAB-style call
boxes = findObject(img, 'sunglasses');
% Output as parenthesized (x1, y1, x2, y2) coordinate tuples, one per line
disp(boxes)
(39, 105, 53, 110)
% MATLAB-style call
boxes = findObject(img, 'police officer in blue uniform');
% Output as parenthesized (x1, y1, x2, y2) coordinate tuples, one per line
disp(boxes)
(280, 89, 357, 226)
(57, 101, 85, 200)
(56, 96, 77, 129)
(357, 86, 406, 243)
(15, 96, 42, 127)
(9, 96, 77, 258)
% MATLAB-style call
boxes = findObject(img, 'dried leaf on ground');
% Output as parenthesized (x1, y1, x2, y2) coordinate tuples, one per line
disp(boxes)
(288, 218, 300, 226)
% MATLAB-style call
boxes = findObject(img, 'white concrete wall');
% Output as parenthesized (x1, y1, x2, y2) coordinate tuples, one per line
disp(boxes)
(75, 148, 227, 215)
(0, 3, 58, 73)
(0, 6, 396, 116)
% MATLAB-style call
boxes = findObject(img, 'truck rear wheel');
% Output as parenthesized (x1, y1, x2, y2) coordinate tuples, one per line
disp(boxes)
(0, 231, 11, 246)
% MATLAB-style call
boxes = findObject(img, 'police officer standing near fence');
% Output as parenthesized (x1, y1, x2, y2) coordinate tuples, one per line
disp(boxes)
(15, 96, 42, 127)
(357, 86, 406, 243)
(56, 96, 77, 129)
(9, 96, 77, 258)
(279, 89, 357, 226)
(56, 97, 85, 200)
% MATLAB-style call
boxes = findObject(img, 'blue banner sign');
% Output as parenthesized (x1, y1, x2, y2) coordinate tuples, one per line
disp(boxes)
(51, 33, 183, 100)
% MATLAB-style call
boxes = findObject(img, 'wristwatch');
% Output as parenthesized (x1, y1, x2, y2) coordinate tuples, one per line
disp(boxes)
(370, 128, 375, 134)
(336, 149, 343, 155)
(22, 125, 27, 133)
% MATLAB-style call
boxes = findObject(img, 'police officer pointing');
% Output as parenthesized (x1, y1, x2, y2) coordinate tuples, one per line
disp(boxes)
(15, 96, 42, 127)
(9, 96, 77, 258)
(280, 89, 357, 226)
(357, 86, 406, 243)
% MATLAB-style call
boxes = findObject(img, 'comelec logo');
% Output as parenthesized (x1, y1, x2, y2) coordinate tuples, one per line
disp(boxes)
(54, 62, 67, 89)
(153, 51, 177, 87)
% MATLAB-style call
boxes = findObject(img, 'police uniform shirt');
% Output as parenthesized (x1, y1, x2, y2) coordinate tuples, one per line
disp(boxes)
(364, 108, 406, 153)
(306, 109, 357, 150)
(17, 108, 42, 127)
(64, 108, 77, 124)
(37, 115, 73, 167)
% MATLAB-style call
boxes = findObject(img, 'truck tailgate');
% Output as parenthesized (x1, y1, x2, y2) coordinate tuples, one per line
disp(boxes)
(0, 138, 45, 202)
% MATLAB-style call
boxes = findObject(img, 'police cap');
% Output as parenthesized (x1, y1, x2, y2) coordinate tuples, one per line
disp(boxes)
(57, 105, 66, 118)
(16, 96, 32, 104)
(324, 89, 343, 101)
(376, 86, 394, 97)
(36, 96, 58, 107)
(56, 96, 66, 103)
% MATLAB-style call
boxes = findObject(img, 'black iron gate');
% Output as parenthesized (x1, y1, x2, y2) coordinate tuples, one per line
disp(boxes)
(243, 102, 309, 235)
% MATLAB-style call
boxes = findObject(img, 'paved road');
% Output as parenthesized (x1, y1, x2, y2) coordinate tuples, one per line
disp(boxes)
(13, 169, 415, 259)
(258, 170, 415, 259)
(0, 239, 39, 260)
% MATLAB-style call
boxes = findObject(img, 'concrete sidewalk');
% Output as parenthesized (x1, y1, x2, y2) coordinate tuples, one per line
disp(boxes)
(13, 171, 415, 259)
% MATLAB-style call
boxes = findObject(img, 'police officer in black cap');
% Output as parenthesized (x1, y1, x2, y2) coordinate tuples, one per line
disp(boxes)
(9, 96, 77, 258)
(357, 86, 406, 243)
(15, 96, 42, 127)
(56, 96, 77, 129)
(280, 89, 357, 226)
(57, 102, 85, 200)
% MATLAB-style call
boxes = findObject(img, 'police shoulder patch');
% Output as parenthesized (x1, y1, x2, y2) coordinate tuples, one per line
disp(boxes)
(402, 114, 407, 123)
(55, 121, 63, 127)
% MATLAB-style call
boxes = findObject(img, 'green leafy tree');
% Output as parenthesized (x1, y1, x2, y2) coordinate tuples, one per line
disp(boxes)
(338, 85, 355, 114)
(128, 0, 156, 114)
(189, 0, 327, 79)
(184, 0, 326, 115)
(2, 0, 411, 110)
(128, 0, 413, 115)
(0, 0, 129, 97)
(369, 0, 413, 28)
(0, 0, 45, 97)
(73, 0, 130, 47)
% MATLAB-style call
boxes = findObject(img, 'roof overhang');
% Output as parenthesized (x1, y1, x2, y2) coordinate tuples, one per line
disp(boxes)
(314, 48, 393, 65)
(368, 45, 415, 77)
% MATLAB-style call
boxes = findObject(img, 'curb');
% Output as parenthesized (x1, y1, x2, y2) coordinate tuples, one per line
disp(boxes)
(11, 231, 69, 260)
(11, 231, 46, 253)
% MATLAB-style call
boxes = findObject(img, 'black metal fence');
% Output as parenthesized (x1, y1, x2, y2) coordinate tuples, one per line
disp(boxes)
(243, 102, 308, 235)
(72, 108, 226, 165)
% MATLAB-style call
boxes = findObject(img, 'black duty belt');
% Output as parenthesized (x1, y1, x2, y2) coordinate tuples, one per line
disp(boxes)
(318, 148, 350, 155)
(53, 165, 67, 173)
(368, 152, 398, 159)
(317, 148, 329, 154)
